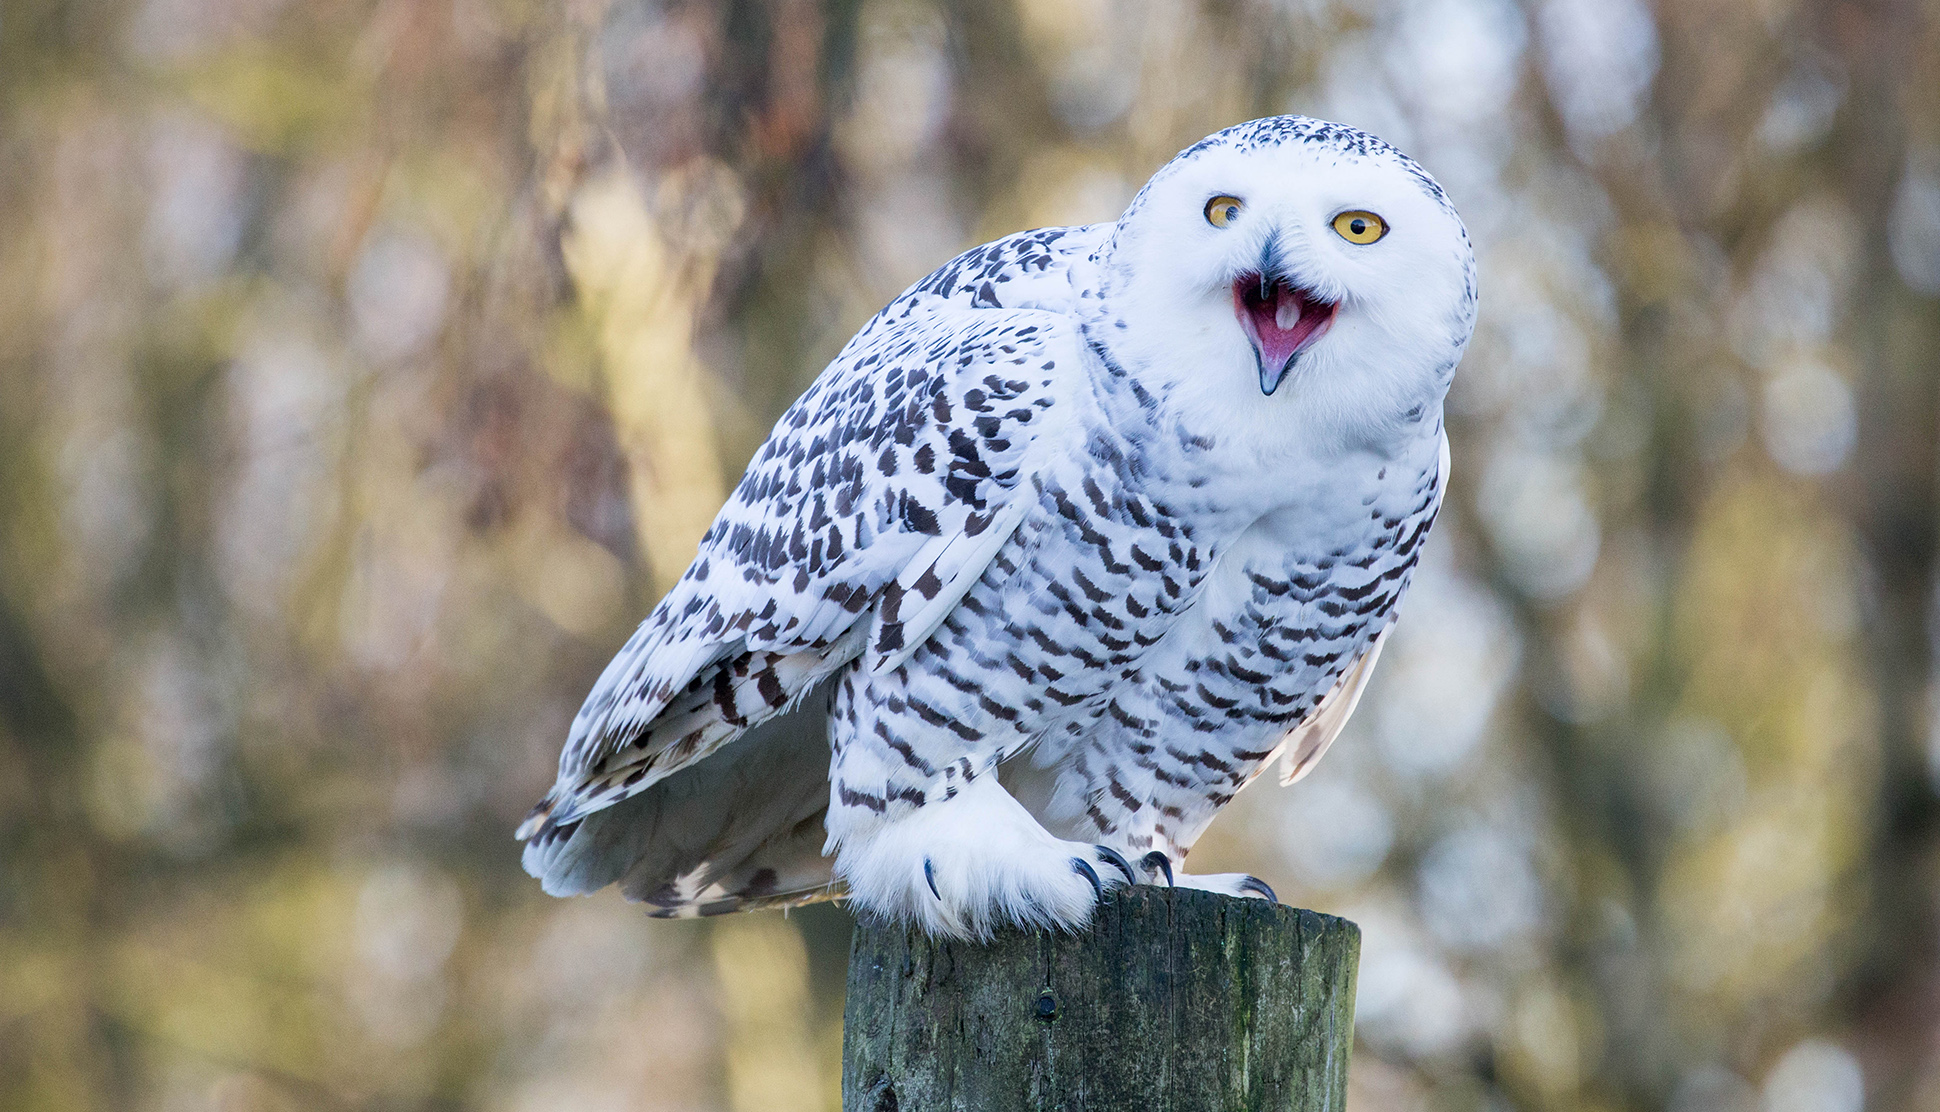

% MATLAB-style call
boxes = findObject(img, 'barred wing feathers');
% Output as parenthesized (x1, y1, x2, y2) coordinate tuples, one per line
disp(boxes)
(517, 306, 1080, 858)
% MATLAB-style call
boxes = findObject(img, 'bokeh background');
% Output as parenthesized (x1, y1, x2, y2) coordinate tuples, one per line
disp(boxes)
(3, 0, 1939, 1108)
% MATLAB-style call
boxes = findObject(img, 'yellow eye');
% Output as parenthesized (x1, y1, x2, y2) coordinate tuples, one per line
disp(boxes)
(1204, 195, 1243, 228)
(1332, 210, 1387, 244)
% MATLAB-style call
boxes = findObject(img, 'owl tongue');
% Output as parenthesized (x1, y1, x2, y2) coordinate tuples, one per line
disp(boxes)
(1235, 276, 1337, 395)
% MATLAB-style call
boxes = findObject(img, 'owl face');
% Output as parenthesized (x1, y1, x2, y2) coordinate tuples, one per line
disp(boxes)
(1101, 119, 1476, 448)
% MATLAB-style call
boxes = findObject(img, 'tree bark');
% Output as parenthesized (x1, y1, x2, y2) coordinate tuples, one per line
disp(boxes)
(842, 887, 1360, 1112)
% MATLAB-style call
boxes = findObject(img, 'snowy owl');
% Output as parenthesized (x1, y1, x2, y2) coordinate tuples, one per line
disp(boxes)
(518, 115, 1476, 938)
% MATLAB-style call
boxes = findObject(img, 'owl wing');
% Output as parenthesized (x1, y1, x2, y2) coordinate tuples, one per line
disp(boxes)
(1276, 627, 1389, 785)
(517, 305, 1083, 843)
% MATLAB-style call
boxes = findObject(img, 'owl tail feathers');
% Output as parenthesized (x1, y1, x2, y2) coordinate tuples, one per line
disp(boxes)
(514, 795, 561, 842)
(519, 680, 846, 917)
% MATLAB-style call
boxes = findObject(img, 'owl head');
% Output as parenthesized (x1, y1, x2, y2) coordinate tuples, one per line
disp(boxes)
(1095, 117, 1477, 450)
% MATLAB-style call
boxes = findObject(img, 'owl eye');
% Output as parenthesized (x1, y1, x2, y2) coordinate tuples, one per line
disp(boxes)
(1204, 195, 1244, 228)
(1331, 210, 1388, 244)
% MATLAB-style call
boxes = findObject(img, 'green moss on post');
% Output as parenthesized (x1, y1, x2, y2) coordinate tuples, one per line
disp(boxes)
(842, 887, 1361, 1111)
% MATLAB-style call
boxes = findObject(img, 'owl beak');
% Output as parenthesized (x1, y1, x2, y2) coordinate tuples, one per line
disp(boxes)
(1234, 274, 1337, 395)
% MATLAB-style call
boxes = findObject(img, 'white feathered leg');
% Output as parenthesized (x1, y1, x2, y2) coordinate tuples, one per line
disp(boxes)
(830, 772, 1137, 939)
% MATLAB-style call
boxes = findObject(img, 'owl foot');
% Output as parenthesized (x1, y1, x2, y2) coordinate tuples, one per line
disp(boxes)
(1134, 851, 1275, 901)
(1172, 869, 1278, 902)
(834, 775, 1132, 937)
(924, 845, 1132, 903)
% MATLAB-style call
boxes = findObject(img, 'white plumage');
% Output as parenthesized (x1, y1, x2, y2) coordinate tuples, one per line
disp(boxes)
(518, 115, 1477, 938)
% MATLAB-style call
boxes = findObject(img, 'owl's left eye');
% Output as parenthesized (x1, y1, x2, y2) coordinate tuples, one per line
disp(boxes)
(1332, 210, 1388, 244)
(1205, 195, 1244, 228)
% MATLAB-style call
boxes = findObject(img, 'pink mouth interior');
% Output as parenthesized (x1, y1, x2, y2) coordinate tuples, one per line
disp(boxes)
(1234, 276, 1337, 372)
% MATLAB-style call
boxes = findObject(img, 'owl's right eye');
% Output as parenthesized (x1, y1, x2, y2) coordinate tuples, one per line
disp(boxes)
(1204, 195, 1244, 228)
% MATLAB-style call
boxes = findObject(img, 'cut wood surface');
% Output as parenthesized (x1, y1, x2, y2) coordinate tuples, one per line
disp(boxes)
(842, 887, 1360, 1111)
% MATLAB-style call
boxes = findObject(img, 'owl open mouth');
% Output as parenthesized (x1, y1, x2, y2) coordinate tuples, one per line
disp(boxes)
(1234, 274, 1337, 395)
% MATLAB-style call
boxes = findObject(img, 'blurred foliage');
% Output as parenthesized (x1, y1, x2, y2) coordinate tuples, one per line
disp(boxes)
(1, 0, 1938, 1109)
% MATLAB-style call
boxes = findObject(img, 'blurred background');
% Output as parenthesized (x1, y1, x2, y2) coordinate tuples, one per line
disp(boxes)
(2, 0, 1938, 1109)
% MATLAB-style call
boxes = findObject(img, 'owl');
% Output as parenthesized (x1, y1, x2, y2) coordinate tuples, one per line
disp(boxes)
(518, 116, 1476, 938)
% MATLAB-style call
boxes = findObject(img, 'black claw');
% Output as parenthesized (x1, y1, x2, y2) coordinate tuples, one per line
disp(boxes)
(1095, 846, 1138, 887)
(1238, 875, 1278, 904)
(1070, 856, 1103, 901)
(924, 857, 940, 901)
(1141, 850, 1175, 886)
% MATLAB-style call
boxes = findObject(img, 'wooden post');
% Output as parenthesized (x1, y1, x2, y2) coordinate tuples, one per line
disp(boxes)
(841, 887, 1360, 1112)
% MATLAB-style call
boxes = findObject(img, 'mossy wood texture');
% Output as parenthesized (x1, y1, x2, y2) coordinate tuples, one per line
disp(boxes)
(842, 887, 1360, 1111)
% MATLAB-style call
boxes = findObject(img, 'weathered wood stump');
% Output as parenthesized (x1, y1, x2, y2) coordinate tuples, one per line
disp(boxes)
(841, 887, 1360, 1111)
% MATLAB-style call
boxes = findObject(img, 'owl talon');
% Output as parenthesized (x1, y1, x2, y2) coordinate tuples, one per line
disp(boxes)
(924, 857, 940, 900)
(1141, 851, 1175, 886)
(1070, 856, 1103, 901)
(1238, 875, 1278, 903)
(1095, 846, 1138, 887)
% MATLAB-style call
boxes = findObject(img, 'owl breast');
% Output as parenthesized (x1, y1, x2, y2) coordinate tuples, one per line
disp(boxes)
(1015, 421, 1446, 856)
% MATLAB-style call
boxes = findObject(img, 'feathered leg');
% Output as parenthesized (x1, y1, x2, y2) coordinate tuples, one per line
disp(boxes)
(821, 668, 1133, 938)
